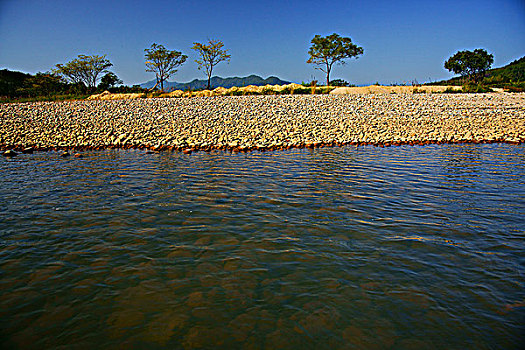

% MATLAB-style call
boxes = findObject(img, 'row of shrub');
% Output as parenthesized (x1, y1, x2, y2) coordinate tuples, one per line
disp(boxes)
(441, 82, 525, 93)
(222, 86, 335, 96)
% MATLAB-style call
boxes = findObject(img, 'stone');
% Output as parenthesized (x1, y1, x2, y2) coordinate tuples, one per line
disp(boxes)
(0, 94, 523, 154)
(2, 150, 17, 157)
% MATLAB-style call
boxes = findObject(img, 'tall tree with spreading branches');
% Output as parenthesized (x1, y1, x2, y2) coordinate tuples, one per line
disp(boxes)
(192, 39, 231, 90)
(54, 54, 113, 90)
(307, 33, 363, 86)
(444, 49, 494, 84)
(144, 43, 187, 91)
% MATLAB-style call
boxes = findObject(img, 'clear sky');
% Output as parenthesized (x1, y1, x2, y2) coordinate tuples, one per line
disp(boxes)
(1, 0, 524, 86)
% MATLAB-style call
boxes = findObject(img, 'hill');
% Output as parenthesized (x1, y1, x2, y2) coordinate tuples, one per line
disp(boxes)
(428, 56, 524, 86)
(0, 69, 32, 96)
(486, 56, 525, 82)
(140, 75, 290, 90)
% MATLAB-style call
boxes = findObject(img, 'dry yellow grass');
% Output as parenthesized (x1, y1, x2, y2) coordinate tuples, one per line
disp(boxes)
(87, 91, 144, 100)
(88, 84, 500, 100)
(329, 85, 462, 94)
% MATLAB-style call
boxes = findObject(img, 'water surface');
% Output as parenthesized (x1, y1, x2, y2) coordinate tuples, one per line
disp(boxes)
(1, 144, 524, 349)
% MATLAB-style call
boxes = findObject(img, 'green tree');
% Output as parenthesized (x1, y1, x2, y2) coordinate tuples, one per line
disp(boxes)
(145, 43, 187, 91)
(307, 33, 363, 86)
(192, 39, 231, 90)
(98, 72, 123, 91)
(54, 54, 113, 90)
(330, 79, 350, 87)
(444, 49, 494, 83)
(28, 72, 64, 96)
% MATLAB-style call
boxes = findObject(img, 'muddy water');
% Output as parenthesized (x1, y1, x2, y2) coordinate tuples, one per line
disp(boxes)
(1, 144, 524, 349)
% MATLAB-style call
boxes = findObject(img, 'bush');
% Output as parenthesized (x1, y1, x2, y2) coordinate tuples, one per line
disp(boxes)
(278, 87, 292, 95)
(292, 87, 311, 94)
(0, 93, 90, 103)
(330, 79, 349, 87)
(441, 84, 492, 94)
(318, 87, 335, 94)
(504, 85, 525, 93)
(442, 87, 461, 94)
(462, 83, 493, 93)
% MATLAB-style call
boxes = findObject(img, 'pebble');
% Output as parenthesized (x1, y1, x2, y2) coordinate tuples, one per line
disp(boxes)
(0, 94, 523, 153)
(2, 149, 17, 157)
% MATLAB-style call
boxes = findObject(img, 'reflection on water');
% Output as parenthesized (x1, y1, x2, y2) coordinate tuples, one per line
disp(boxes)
(1, 144, 524, 349)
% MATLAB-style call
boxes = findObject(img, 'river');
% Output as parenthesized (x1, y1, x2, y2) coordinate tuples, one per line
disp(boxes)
(1, 144, 524, 349)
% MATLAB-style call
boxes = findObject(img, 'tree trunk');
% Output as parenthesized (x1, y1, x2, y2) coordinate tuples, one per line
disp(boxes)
(207, 75, 211, 90)
(160, 79, 164, 92)
(326, 64, 331, 86)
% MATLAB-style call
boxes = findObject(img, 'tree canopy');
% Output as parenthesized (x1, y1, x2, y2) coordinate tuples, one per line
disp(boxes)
(54, 55, 113, 90)
(145, 43, 187, 91)
(444, 49, 494, 83)
(307, 33, 363, 86)
(98, 72, 123, 91)
(192, 39, 231, 90)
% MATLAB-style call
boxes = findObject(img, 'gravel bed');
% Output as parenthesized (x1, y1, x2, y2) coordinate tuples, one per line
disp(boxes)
(1, 94, 524, 155)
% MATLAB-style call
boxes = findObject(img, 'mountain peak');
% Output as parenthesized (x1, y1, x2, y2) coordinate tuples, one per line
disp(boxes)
(140, 75, 290, 90)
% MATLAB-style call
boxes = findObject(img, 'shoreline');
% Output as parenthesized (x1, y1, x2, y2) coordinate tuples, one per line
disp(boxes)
(1, 94, 524, 156)
(0, 139, 522, 155)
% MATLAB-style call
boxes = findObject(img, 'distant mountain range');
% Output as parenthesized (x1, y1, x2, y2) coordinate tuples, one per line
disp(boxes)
(140, 75, 290, 90)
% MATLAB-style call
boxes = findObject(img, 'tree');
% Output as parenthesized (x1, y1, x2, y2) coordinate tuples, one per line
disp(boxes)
(54, 54, 112, 90)
(98, 72, 123, 91)
(192, 39, 231, 90)
(28, 72, 64, 96)
(307, 33, 363, 86)
(144, 43, 187, 91)
(444, 49, 494, 83)
(330, 79, 350, 87)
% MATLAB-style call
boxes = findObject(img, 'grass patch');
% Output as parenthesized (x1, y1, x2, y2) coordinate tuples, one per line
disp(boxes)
(441, 84, 492, 93)
(462, 84, 493, 93)
(0, 94, 90, 103)
(504, 85, 525, 92)
(292, 87, 311, 94)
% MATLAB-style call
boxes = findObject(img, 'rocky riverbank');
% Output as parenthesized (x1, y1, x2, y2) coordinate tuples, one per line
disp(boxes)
(1, 94, 524, 155)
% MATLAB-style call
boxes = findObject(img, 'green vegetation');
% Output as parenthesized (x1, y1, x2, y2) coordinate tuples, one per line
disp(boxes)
(442, 83, 494, 93)
(98, 72, 123, 91)
(144, 43, 187, 91)
(431, 54, 524, 92)
(0, 68, 144, 103)
(485, 56, 525, 83)
(54, 54, 113, 90)
(330, 79, 355, 87)
(2, 35, 523, 103)
(307, 33, 363, 86)
(444, 49, 493, 84)
(0, 69, 84, 102)
(192, 39, 231, 90)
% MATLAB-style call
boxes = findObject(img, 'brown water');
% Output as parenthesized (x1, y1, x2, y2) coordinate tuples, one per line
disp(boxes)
(1, 144, 524, 349)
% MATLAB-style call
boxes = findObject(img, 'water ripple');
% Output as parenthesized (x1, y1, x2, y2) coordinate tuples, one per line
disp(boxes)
(1, 144, 524, 349)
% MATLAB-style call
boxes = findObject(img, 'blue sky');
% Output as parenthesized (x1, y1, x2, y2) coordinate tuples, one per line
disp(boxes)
(1, 0, 524, 85)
